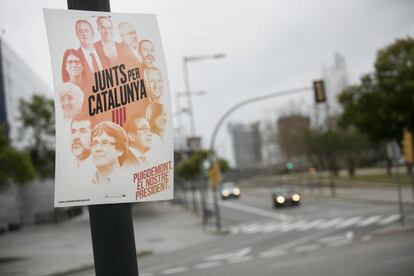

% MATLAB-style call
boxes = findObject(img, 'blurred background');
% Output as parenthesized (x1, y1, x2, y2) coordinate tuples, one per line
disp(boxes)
(0, 1, 414, 276)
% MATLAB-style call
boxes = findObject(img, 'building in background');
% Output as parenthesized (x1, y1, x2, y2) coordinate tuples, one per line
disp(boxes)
(0, 38, 70, 231)
(0, 38, 50, 148)
(229, 122, 262, 169)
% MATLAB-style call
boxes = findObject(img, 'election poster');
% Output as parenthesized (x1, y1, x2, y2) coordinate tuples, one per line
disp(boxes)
(44, 9, 174, 207)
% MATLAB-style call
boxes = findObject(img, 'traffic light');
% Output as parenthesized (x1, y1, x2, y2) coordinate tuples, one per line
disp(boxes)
(402, 129, 413, 164)
(313, 80, 326, 103)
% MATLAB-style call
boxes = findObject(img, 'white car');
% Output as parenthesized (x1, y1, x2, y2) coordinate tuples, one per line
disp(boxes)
(220, 182, 241, 199)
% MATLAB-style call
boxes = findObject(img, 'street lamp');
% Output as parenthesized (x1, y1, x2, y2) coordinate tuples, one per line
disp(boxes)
(182, 53, 226, 136)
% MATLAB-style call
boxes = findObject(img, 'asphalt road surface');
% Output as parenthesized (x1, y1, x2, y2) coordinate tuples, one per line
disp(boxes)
(70, 186, 414, 276)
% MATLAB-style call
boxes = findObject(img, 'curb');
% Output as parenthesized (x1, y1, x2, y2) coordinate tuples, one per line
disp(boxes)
(45, 249, 154, 276)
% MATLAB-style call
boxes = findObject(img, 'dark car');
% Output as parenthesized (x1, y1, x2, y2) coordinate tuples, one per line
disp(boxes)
(220, 182, 241, 199)
(272, 186, 301, 208)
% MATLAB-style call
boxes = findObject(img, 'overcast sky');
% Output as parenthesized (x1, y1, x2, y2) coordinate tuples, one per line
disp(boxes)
(1, 0, 413, 165)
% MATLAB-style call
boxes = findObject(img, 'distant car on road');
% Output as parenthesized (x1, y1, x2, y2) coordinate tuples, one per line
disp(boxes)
(272, 186, 301, 208)
(220, 182, 241, 199)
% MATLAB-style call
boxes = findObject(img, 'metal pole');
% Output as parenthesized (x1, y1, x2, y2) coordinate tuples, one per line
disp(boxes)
(67, 1, 139, 275)
(391, 143, 405, 226)
(412, 166, 414, 207)
(182, 59, 196, 136)
(212, 185, 221, 231)
(201, 178, 208, 225)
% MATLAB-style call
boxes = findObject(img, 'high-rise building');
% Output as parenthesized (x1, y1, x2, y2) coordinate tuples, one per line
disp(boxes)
(229, 122, 262, 169)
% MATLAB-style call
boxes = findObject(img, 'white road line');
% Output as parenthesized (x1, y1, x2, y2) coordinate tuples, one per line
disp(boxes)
(315, 218, 343, 230)
(280, 220, 309, 232)
(206, 247, 251, 261)
(336, 217, 362, 229)
(230, 226, 240, 234)
(318, 231, 353, 243)
(262, 222, 289, 233)
(273, 227, 341, 250)
(297, 219, 325, 231)
(294, 244, 320, 252)
(139, 273, 154, 276)
(356, 215, 382, 227)
(194, 262, 221, 269)
(219, 201, 291, 221)
(259, 249, 287, 258)
(378, 214, 400, 225)
(241, 223, 264, 234)
(160, 266, 188, 275)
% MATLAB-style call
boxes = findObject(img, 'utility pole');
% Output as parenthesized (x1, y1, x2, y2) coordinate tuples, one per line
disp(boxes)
(67, 1, 139, 275)
(182, 54, 225, 137)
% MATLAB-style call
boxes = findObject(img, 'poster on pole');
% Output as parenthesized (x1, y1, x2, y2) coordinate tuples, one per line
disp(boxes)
(44, 9, 174, 207)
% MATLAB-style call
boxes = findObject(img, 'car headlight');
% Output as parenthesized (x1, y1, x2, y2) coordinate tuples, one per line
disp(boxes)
(222, 190, 229, 197)
(276, 196, 285, 204)
(233, 188, 240, 195)
(292, 194, 300, 202)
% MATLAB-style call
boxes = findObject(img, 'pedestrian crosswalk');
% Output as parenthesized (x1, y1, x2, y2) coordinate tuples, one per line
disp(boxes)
(231, 214, 400, 234)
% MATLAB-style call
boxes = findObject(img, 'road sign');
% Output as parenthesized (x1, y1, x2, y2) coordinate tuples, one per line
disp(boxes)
(209, 160, 222, 188)
(387, 141, 402, 161)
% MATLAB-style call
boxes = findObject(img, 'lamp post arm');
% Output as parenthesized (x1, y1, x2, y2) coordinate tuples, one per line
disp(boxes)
(209, 85, 311, 155)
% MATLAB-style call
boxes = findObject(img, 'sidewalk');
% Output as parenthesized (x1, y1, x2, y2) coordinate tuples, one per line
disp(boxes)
(0, 202, 216, 276)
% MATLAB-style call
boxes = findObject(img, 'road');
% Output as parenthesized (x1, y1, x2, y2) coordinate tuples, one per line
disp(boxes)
(70, 186, 414, 276)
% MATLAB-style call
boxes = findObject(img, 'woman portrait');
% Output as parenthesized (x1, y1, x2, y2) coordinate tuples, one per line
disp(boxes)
(58, 82, 84, 121)
(61, 49, 88, 88)
(145, 102, 167, 139)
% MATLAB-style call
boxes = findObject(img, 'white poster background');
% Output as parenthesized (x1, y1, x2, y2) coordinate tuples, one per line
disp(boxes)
(44, 9, 174, 207)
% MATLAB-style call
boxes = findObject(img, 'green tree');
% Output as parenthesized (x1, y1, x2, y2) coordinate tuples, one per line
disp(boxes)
(339, 37, 414, 143)
(176, 150, 209, 180)
(175, 150, 231, 180)
(0, 127, 36, 186)
(18, 95, 55, 178)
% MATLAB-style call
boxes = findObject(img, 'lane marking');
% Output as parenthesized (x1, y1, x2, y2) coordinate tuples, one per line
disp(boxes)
(315, 218, 343, 230)
(294, 244, 320, 252)
(160, 266, 188, 275)
(356, 215, 382, 227)
(336, 217, 362, 229)
(378, 214, 400, 225)
(194, 262, 221, 269)
(318, 231, 353, 243)
(220, 201, 291, 221)
(259, 249, 287, 258)
(241, 223, 268, 234)
(140, 273, 154, 276)
(262, 222, 288, 233)
(280, 220, 308, 232)
(206, 247, 251, 261)
(269, 227, 342, 250)
(297, 219, 325, 231)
